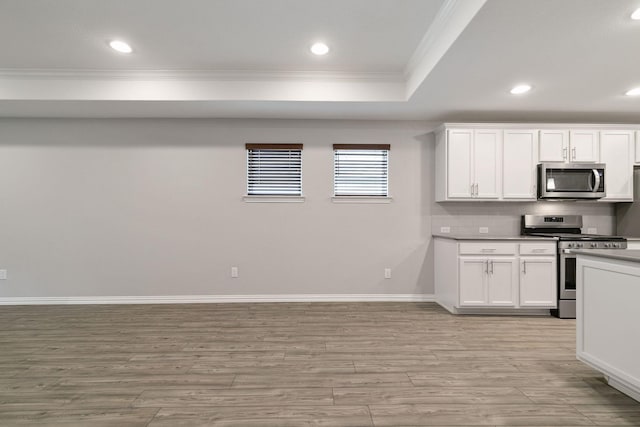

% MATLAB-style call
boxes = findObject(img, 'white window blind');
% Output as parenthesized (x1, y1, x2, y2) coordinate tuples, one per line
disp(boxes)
(333, 144, 390, 196)
(246, 144, 303, 196)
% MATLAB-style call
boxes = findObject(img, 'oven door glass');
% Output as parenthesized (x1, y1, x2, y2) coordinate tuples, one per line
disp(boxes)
(560, 255, 577, 299)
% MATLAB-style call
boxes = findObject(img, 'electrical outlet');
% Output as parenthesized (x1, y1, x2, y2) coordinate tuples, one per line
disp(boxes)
(440, 226, 451, 233)
(384, 268, 391, 279)
(0, 270, 6, 280)
(587, 227, 598, 234)
(479, 227, 489, 234)
(231, 267, 239, 278)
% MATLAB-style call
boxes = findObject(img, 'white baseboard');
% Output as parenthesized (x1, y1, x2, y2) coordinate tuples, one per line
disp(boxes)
(0, 294, 436, 305)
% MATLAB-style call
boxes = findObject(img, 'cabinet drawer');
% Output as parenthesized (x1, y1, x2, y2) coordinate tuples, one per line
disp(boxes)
(519, 243, 556, 256)
(459, 242, 517, 255)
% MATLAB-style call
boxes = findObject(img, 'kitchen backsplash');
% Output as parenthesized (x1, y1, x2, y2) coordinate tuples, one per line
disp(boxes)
(431, 202, 615, 236)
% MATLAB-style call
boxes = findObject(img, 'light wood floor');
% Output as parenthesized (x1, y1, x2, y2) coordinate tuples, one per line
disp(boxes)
(1, 302, 639, 426)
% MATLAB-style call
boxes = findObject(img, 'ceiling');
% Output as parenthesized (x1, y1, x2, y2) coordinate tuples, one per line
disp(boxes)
(0, 0, 639, 122)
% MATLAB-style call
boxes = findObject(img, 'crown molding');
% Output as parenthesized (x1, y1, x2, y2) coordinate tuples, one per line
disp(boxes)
(404, 0, 487, 98)
(0, 68, 404, 83)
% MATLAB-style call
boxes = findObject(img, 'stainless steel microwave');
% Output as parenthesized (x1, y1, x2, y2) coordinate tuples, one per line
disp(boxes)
(538, 163, 606, 199)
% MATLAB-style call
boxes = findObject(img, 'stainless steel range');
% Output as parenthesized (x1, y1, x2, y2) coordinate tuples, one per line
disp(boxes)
(522, 214, 627, 319)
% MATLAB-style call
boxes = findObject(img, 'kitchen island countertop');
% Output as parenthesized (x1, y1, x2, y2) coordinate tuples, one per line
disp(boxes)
(572, 249, 640, 263)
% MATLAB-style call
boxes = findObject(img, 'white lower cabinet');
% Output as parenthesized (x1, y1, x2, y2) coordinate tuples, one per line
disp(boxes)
(459, 257, 517, 307)
(519, 257, 557, 307)
(435, 238, 557, 313)
(459, 258, 488, 306)
(489, 258, 518, 305)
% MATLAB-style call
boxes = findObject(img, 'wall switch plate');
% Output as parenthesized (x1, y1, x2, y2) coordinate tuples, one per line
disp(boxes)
(440, 226, 451, 233)
(231, 267, 239, 278)
(587, 227, 598, 234)
(479, 227, 489, 234)
(0, 270, 6, 280)
(384, 268, 391, 279)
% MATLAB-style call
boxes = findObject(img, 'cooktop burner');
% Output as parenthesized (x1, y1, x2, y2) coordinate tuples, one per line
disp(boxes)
(527, 232, 627, 241)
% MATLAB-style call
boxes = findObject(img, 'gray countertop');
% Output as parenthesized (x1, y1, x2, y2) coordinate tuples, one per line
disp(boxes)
(573, 249, 640, 263)
(432, 234, 557, 241)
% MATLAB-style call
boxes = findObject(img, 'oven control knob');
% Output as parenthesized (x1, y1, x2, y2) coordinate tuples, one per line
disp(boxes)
(604, 243, 611, 248)
(577, 243, 584, 248)
(613, 243, 619, 248)
(567, 243, 574, 248)
(591, 243, 597, 248)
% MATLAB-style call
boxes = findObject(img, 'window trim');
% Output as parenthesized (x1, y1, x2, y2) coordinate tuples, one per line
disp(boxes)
(243, 195, 306, 203)
(331, 195, 393, 204)
(332, 143, 391, 200)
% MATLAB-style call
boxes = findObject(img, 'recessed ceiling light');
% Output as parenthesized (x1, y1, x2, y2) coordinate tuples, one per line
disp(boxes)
(109, 40, 132, 54)
(631, 8, 640, 20)
(510, 84, 532, 95)
(625, 87, 640, 96)
(310, 42, 329, 56)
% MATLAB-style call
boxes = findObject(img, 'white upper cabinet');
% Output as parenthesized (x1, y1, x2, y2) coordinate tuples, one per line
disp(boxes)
(435, 124, 637, 202)
(569, 130, 599, 162)
(636, 131, 640, 165)
(503, 130, 538, 200)
(446, 129, 473, 198)
(539, 129, 599, 163)
(439, 128, 501, 201)
(600, 130, 634, 201)
(539, 130, 568, 162)
(473, 130, 501, 199)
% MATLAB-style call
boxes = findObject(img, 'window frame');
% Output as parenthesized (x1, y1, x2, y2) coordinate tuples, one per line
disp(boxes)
(244, 143, 305, 203)
(332, 143, 392, 203)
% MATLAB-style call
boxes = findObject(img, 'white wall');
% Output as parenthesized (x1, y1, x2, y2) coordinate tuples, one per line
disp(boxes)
(0, 119, 435, 299)
(0, 118, 618, 302)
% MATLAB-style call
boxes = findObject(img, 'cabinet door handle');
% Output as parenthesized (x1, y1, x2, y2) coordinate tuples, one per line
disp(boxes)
(475, 183, 479, 196)
(522, 260, 527, 274)
(563, 147, 568, 160)
(485, 260, 489, 275)
(481, 248, 496, 252)
(572, 147, 576, 160)
(490, 260, 494, 275)
(471, 183, 474, 196)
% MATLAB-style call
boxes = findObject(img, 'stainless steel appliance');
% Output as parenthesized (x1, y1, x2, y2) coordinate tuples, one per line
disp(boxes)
(616, 167, 640, 237)
(522, 214, 626, 318)
(538, 163, 606, 199)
